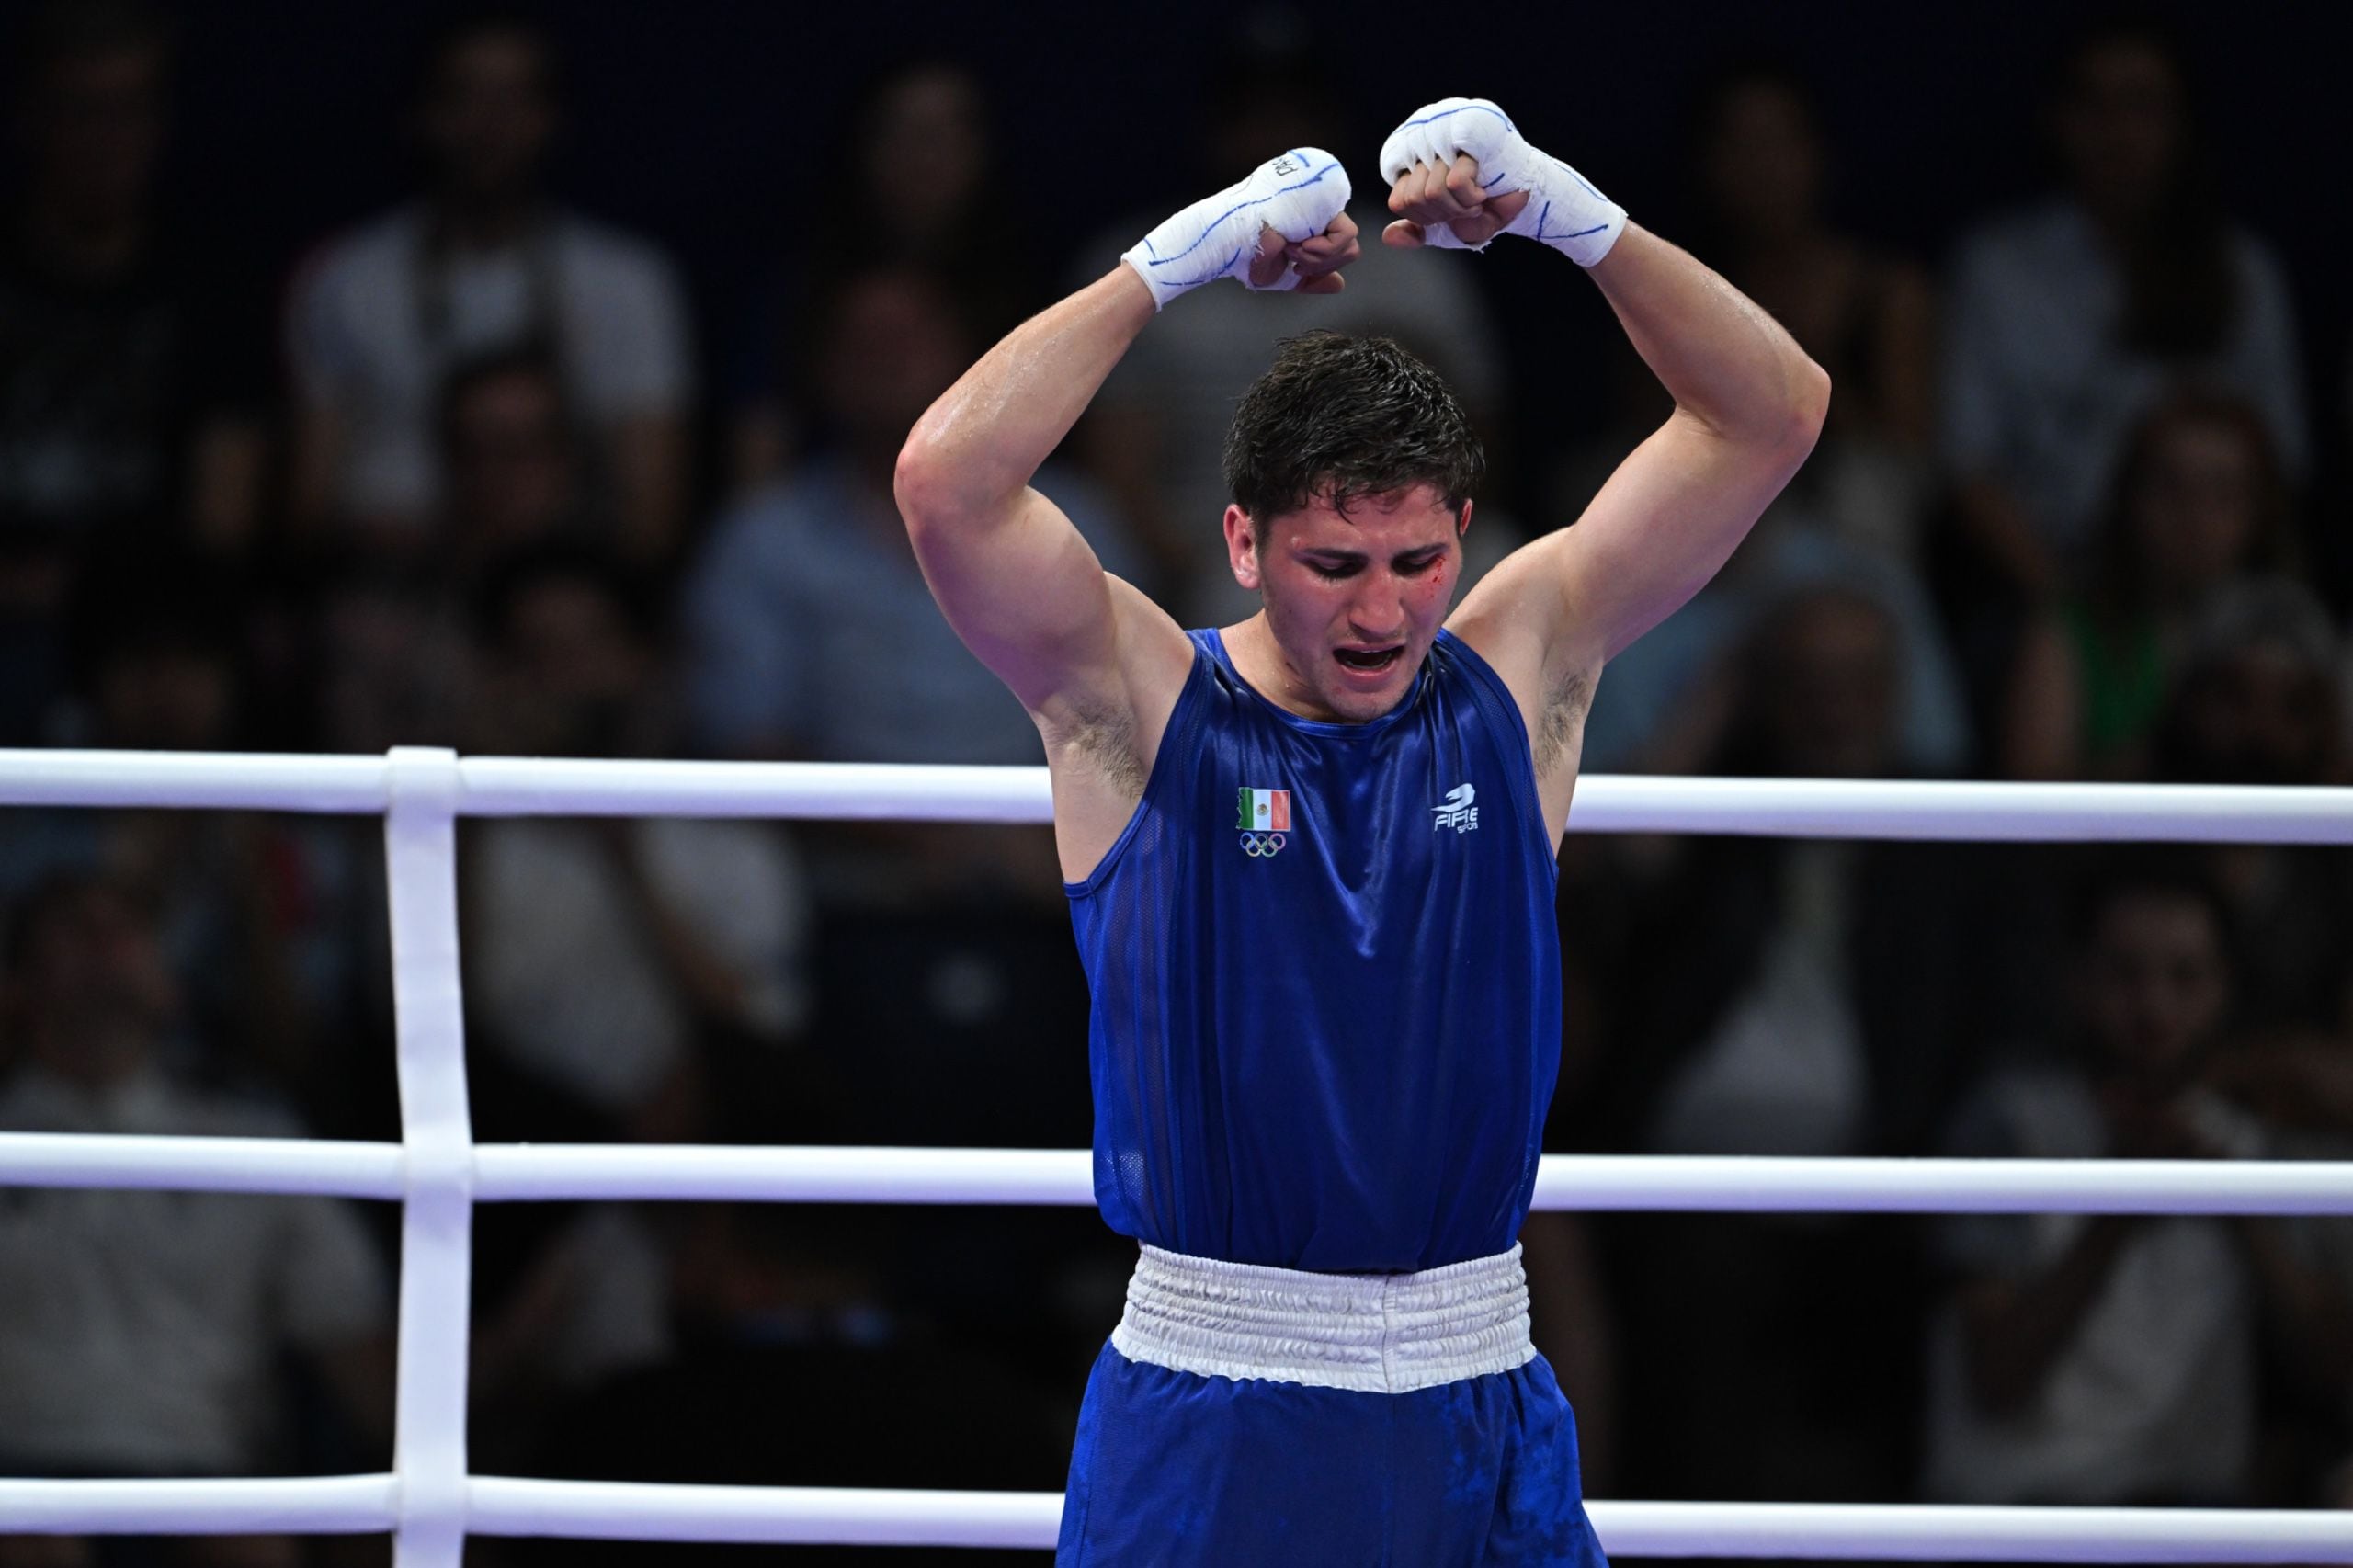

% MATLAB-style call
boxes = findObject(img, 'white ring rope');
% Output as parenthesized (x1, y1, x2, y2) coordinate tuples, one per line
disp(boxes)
(6, 748, 2353, 841)
(2, 1478, 2348, 1562)
(3, 747, 2349, 1561)
(5, 1135, 2352, 1216)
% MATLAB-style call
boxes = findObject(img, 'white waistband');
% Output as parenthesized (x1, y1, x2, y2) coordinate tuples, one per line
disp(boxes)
(1109, 1243, 1534, 1394)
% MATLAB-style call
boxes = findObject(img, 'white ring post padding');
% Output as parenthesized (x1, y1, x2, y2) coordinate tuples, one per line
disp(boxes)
(384, 748, 474, 1568)
(0, 1476, 399, 1534)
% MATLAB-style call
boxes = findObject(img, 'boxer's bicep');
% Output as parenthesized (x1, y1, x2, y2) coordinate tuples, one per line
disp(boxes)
(1557, 410, 1812, 664)
(908, 485, 1127, 715)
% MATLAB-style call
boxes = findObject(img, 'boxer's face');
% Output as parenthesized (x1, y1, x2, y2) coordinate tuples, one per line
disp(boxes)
(1226, 483, 1466, 723)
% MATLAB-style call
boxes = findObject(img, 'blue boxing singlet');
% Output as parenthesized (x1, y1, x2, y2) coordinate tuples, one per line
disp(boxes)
(1063, 627, 1563, 1274)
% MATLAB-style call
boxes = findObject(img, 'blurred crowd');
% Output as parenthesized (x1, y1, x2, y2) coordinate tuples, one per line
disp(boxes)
(2, 2, 2350, 1562)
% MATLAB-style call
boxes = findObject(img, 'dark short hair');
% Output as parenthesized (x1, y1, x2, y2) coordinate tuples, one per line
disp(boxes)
(1222, 331, 1484, 534)
(2067, 851, 2234, 972)
(14, 0, 171, 87)
(2090, 388, 2294, 615)
(471, 540, 662, 649)
(414, 5, 557, 98)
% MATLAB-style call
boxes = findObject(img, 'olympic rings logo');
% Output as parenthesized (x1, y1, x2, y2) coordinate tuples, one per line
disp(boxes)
(1238, 832, 1288, 858)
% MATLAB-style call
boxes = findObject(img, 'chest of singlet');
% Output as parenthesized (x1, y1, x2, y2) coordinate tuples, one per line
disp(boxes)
(1064, 628, 1563, 1272)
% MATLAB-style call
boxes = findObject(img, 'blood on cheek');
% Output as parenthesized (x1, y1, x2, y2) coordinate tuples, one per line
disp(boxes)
(1392, 562, 1453, 620)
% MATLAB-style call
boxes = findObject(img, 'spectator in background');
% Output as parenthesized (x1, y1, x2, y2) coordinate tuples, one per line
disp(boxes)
(1685, 60, 1938, 567)
(2001, 391, 2297, 780)
(1074, 13, 1518, 624)
(284, 8, 693, 562)
(436, 345, 590, 576)
(463, 546, 808, 1143)
(726, 57, 1038, 495)
(1923, 863, 2264, 1506)
(510, 1202, 1071, 1568)
(686, 266, 1139, 784)
(2336, 331, 2353, 611)
(1563, 61, 1968, 778)
(0, 0, 267, 744)
(0, 563, 371, 1123)
(299, 345, 584, 756)
(1613, 586, 2012, 1158)
(1596, 585, 2018, 1505)
(458, 548, 813, 1476)
(1574, 494, 1972, 778)
(686, 265, 1121, 1154)
(0, 874, 392, 1566)
(304, 554, 475, 756)
(2205, 931, 2353, 1507)
(2150, 577, 2353, 1040)
(2153, 575, 2347, 791)
(1941, 17, 2308, 605)
(72, 576, 330, 1099)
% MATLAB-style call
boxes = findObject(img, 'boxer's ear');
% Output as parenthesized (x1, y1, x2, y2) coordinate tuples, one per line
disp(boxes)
(1223, 505, 1263, 589)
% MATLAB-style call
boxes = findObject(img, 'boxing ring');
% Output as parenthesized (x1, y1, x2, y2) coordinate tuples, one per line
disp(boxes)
(4, 744, 2353, 1562)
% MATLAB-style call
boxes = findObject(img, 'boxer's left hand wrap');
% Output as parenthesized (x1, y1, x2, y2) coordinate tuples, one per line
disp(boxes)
(1121, 148, 1351, 311)
(1380, 98, 1626, 266)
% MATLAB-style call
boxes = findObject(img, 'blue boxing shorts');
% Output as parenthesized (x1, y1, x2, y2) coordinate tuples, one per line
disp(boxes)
(1055, 1244, 1610, 1566)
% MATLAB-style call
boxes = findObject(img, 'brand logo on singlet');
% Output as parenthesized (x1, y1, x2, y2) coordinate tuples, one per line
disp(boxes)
(1236, 787, 1290, 857)
(1432, 782, 1479, 834)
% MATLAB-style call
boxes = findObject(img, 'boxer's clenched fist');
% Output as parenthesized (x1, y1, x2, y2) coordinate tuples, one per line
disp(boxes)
(1378, 98, 1626, 266)
(1121, 149, 1358, 311)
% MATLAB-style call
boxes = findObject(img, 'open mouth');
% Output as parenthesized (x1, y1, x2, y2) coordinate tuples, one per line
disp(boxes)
(1333, 645, 1404, 674)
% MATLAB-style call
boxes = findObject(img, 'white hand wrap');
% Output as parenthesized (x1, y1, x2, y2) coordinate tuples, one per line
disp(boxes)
(1378, 97, 1627, 266)
(1120, 148, 1351, 311)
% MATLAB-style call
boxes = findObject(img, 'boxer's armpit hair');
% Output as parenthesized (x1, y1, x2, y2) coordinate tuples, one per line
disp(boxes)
(1222, 332, 1484, 537)
(1049, 696, 1148, 801)
(1534, 663, 1593, 774)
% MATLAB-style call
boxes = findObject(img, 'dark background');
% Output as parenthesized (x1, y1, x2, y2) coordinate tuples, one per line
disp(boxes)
(45, 0, 2340, 519)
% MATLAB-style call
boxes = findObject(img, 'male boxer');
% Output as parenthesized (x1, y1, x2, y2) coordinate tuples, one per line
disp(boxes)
(895, 98, 1828, 1565)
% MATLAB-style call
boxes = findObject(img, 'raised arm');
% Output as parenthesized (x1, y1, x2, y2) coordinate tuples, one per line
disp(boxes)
(1384, 101, 1828, 819)
(893, 266, 1167, 718)
(894, 151, 1358, 722)
(895, 152, 1358, 877)
(1555, 222, 1833, 663)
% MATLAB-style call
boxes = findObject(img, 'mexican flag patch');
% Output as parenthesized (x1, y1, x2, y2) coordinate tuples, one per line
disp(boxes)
(1237, 787, 1291, 832)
